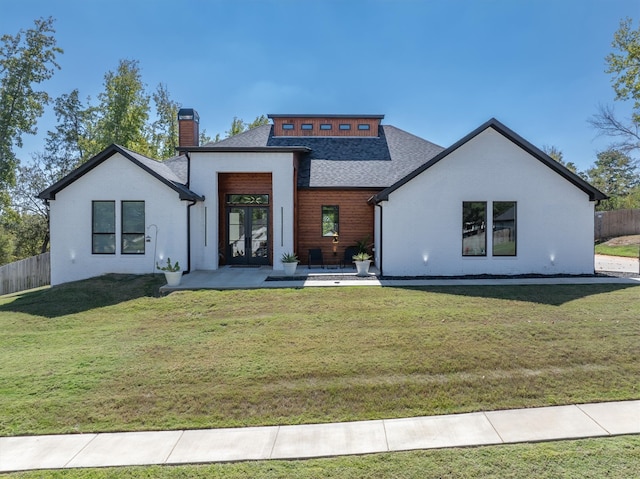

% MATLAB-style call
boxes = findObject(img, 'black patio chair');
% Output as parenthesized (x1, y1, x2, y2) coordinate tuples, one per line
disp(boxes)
(342, 246, 359, 269)
(308, 248, 324, 269)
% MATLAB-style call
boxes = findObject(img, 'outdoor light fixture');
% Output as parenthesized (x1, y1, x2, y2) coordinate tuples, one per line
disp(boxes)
(332, 232, 339, 254)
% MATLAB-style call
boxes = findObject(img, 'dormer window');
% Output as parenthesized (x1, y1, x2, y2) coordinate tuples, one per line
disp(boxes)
(282, 123, 294, 131)
(339, 124, 351, 131)
(301, 124, 313, 131)
(320, 124, 332, 130)
(358, 124, 370, 130)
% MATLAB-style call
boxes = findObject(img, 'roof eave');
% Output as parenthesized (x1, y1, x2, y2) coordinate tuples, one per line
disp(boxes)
(176, 146, 311, 153)
(371, 118, 608, 203)
(38, 144, 203, 201)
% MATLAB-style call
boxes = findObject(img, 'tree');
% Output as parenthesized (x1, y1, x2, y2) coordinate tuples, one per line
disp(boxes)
(44, 89, 93, 174)
(225, 116, 246, 137)
(247, 114, 269, 130)
(150, 83, 180, 159)
(542, 145, 580, 174)
(92, 59, 151, 156)
(0, 17, 62, 192)
(586, 149, 639, 210)
(590, 18, 640, 154)
(224, 115, 269, 139)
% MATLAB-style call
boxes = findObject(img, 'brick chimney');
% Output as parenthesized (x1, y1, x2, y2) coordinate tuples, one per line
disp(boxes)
(178, 108, 199, 147)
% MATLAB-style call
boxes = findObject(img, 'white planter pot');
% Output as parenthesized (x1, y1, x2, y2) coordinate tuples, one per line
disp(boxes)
(354, 260, 371, 276)
(283, 262, 298, 276)
(163, 271, 182, 286)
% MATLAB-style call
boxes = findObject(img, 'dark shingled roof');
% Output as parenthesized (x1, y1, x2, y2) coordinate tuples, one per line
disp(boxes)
(204, 124, 444, 188)
(38, 145, 202, 201)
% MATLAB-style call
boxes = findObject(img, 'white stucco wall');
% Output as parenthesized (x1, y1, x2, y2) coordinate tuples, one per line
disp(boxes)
(379, 128, 596, 276)
(49, 153, 188, 285)
(188, 151, 296, 271)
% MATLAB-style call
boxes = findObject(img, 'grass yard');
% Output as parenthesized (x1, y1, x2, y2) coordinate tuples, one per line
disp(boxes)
(595, 235, 640, 258)
(4, 436, 640, 478)
(1, 274, 639, 437)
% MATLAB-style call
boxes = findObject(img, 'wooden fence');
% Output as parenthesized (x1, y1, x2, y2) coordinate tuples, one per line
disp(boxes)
(595, 209, 640, 240)
(0, 252, 50, 296)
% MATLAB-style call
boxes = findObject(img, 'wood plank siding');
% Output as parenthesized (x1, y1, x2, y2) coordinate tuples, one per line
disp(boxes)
(296, 189, 380, 264)
(272, 117, 381, 137)
(218, 173, 273, 265)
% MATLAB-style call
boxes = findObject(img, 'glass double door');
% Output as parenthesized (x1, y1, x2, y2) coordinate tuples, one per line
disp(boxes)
(227, 206, 269, 265)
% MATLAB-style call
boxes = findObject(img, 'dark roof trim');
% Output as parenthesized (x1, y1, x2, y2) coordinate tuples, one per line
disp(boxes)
(38, 144, 204, 201)
(176, 146, 311, 153)
(268, 114, 385, 119)
(371, 118, 608, 203)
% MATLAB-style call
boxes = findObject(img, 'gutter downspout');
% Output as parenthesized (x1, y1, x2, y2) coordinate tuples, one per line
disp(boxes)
(376, 203, 383, 277)
(186, 199, 197, 273)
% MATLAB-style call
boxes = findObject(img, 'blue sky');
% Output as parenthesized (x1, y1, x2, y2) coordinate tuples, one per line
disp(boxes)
(1, 0, 638, 171)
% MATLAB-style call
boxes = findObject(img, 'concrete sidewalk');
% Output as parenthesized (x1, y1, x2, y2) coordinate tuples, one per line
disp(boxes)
(2, 400, 638, 472)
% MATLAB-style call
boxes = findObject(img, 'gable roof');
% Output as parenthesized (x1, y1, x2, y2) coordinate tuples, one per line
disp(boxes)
(189, 123, 444, 188)
(372, 118, 608, 203)
(38, 144, 203, 201)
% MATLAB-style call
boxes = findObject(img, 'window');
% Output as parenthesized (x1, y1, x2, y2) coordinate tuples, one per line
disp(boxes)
(358, 124, 370, 130)
(301, 123, 313, 130)
(322, 205, 339, 236)
(282, 123, 294, 130)
(320, 124, 332, 130)
(92, 201, 115, 254)
(493, 201, 516, 256)
(122, 201, 145, 254)
(339, 124, 351, 131)
(462, 202, 486, 256)
(226, 194, 269, 205)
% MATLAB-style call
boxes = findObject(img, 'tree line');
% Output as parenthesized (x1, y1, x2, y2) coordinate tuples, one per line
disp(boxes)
(0, 17, 267, 264)
(1, 17, 640, 264)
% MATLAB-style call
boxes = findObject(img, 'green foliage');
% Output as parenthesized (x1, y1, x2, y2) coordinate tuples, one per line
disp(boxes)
(352, 251, 371, 261)
(156, 257, 180, 272)
(92, 59, 151, 157)
(542, 145, 580, 175)
(222, 115, 270, 139)
(150, 83, 180, 159)
(606, 18, 640, 123)
(280, 252, 299, 263)
(587, 149, 639, 210)
(590, 18, 640, 156)
(0, 16, 62, 190)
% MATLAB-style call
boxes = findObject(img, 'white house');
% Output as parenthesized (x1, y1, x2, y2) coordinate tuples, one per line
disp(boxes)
(370, 119, 605, 276)
(39, 112, 606, 285)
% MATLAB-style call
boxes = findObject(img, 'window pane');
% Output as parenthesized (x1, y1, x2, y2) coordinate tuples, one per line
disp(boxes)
(122, 234, 145, 254)
(322, 205, 339, 236)
(93, 201, 115, 233)
(122, 201, 145, 233)
(226, 194, 269, 205)
(462, 202, 486, 256)
(122, 201, 145, 255)
(93, 234, 116, 254)
(93, 201, 115, 254)
(493, 202, 516, 256)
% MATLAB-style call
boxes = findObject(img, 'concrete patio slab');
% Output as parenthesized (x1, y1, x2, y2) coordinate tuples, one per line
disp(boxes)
(270, 420, 387, 459)
(485, 405, 609, 443)
(66, 431, 183, 468)
(0, 434, 97, 472)
(384, 412, 502, 451)
(167, 426, 279, 464)
(577, 400, 640, 435)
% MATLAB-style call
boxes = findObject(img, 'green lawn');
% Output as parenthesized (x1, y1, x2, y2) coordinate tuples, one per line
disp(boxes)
(1, 274, 639, 438)
(595, 242, 640, 258)
(5, 437, 640, 478)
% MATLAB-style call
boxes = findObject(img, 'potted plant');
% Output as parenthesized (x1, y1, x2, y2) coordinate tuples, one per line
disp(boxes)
(156, 257, 182, 286)
(281, 252, 299, 276)
(352, 251, 372, 276)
